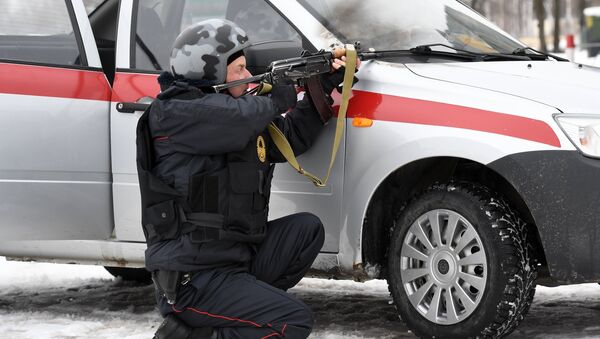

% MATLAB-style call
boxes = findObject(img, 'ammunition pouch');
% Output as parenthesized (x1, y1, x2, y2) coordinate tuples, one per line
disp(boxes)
(144, 199, 180, 241)
(220, 162, 273, 243)
(143, 198, 225, 245)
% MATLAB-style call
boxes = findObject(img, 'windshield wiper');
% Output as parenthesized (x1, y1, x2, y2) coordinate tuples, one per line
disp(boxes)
(409, 45, 480, 61)
(358, 45, 477, 62)
(410, 44, 532, 61)
(357, 44, 534, 62)
(511, 47, 569, 61)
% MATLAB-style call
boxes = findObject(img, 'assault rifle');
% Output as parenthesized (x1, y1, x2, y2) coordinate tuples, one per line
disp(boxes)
(213, 46, 350, 93)
(211, 42, 423, 94)
(116, 46, 353, 113)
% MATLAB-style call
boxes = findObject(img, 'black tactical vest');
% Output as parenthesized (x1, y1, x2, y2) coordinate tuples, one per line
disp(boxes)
(136, 88, 274, 246)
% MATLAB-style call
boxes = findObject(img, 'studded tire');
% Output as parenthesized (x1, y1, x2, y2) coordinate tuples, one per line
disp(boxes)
(387, 182, 537, 339)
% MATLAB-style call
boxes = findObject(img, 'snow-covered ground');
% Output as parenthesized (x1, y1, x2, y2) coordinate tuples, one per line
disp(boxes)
(0, 257, 599, 338)
(563, 48, 600, 67)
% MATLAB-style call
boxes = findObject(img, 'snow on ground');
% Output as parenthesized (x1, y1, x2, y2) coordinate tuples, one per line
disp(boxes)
(0, 257, 599, 339)
(562, 48, 600, 67)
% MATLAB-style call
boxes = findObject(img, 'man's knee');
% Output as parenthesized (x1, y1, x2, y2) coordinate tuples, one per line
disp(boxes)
(295, 212, 324, 238)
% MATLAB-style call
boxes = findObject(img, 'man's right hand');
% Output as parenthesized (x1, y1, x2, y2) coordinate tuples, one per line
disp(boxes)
(270, 79, 297, 113)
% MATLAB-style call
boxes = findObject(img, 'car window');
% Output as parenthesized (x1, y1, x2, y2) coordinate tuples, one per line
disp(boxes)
(0, 0, 85, 67)
(134, 0, 301, 72)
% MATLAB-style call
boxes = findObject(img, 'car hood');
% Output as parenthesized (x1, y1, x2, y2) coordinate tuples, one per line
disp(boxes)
(405, 61, 600, 114)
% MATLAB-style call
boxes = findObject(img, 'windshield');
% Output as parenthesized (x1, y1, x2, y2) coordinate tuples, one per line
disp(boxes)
(297, 0, 525, 55)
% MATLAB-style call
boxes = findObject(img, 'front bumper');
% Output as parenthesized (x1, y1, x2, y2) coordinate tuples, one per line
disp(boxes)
(489, 150, 600, 284)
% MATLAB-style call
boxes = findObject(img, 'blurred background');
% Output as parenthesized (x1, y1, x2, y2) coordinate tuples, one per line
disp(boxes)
(4, 0, 600, 63)
(77, 0, 600, 60)
(468, 0, 600, 57)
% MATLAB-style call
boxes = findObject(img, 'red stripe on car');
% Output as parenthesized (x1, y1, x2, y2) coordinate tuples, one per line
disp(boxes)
(0, 62, 111, 101)
(340, 91, 561, 147)
(0, 66, 560, 148)
(111, 72, 161, 103)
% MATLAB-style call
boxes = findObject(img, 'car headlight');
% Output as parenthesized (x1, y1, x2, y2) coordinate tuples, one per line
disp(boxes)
(555, 114, 600, 158)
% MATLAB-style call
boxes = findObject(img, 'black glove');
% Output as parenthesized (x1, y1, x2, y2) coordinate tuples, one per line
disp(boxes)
(319, 66, 359, 94)
(269, 79, 297, 113)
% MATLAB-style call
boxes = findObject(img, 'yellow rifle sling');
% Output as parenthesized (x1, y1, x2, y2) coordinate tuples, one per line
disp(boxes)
(268, 44, 357, 187)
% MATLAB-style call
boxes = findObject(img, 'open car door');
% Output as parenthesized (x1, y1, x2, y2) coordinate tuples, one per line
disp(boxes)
(111, 0, 345, 253)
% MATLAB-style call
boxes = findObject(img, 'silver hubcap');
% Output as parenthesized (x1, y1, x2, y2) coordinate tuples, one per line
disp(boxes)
(400, 209, 487, 325)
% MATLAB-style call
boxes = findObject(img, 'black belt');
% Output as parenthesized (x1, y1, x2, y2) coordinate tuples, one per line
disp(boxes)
(183, 212, 224, 228)
(179, 207, 224, 242)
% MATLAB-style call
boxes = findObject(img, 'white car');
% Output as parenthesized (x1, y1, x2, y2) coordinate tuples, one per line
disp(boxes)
(1, 0, 599, 337)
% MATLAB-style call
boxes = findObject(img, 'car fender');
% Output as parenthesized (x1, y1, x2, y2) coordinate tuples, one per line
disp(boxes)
(334, 63, 573, 272)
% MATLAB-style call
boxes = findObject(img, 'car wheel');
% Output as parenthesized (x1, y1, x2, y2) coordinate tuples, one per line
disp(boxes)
(387, 182, 537, 338)
(104, 266, 152, 284)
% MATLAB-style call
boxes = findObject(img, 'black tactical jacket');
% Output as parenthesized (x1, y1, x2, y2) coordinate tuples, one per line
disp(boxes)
(143, 79, 331, 273)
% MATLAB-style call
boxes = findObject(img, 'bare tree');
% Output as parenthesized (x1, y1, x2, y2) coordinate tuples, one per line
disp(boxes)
(534, 0, 548, 51)
(578, 0, 587, 29)
(553, 0, 561, 51)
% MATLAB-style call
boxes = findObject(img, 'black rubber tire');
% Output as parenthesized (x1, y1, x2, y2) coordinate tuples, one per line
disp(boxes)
(104, 266, 152, 284)
(387, 182, 537, 339)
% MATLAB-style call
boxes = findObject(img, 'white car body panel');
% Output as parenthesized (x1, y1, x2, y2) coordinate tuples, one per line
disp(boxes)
(111, 0, 143, 241)
(0, 70, 112, 240)
(406, 61, 600, 114)
(0, 240, 146, 267)
(115, 0, 133, 69)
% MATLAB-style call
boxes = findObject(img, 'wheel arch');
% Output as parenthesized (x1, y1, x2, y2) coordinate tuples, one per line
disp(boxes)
(359, 156, 547, 279)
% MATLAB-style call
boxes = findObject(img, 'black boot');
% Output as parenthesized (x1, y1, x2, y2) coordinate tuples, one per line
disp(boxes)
(153, 314, 215, 339)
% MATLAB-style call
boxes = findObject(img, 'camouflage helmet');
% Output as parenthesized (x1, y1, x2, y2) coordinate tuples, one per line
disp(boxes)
(169, 19, 250, 83)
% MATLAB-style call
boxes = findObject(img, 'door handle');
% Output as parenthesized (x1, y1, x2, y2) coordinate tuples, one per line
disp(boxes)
(116, 102, 150, 113)
(116, 96, 154, 113)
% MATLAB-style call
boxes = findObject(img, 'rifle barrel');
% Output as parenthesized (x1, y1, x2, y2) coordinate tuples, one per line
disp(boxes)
(212, 73, 268, 92)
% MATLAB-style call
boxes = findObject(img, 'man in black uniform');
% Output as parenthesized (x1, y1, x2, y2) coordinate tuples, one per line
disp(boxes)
(137, 19, 358, 339)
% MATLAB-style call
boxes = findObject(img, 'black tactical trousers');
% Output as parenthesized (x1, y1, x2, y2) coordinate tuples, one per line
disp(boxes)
(157, 212, 325, 339)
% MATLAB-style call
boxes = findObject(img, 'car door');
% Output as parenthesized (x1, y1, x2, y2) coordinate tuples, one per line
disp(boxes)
(0, 0, 113, 240)
(111, 0, 344, 253)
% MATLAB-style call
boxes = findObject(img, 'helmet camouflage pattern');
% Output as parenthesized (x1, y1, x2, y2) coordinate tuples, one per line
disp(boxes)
(170, 19, 250, 84)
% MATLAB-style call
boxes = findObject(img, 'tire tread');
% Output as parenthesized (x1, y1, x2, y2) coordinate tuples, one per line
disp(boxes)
(387, 182, 537, 339)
